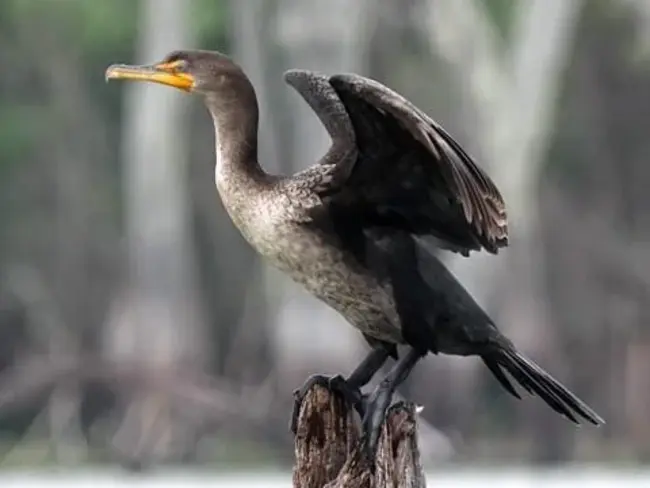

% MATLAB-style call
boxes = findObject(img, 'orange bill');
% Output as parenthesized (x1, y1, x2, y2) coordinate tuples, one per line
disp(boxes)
(105, 62, 194, 91)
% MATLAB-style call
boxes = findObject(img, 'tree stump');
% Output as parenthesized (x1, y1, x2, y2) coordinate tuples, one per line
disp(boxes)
(292, 384, 426, 488)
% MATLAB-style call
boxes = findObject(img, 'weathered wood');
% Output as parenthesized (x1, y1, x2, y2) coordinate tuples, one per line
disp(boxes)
(292, 384, 426, 488)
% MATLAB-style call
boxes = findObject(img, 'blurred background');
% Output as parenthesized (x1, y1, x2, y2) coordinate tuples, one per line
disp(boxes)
(0, 0, 649, 485)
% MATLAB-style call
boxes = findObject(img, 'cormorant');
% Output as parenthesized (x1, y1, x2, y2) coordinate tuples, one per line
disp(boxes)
(105, 50, 604, 456)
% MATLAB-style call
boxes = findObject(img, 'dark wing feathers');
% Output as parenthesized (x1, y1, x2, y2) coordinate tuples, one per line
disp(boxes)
(284, 70, 508, 255)
(283, 70, 356, 150)
(329, 73, 508, 253)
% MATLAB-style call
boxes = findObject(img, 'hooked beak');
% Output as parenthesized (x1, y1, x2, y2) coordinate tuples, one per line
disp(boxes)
(105, 62, 194, 92)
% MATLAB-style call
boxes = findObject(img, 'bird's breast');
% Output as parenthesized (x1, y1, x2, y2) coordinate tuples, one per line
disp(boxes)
(215, 178, 404, 343)
(215, 181, 303, 262)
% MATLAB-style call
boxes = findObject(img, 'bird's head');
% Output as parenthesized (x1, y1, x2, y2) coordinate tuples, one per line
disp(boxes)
(105, 49, 246, 97)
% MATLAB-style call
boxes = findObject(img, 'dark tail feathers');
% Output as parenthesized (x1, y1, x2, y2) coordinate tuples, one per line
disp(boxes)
(482, 348, 604, 425)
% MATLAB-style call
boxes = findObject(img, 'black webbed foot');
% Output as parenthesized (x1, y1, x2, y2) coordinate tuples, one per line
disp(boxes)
(290, 373, 365, 435)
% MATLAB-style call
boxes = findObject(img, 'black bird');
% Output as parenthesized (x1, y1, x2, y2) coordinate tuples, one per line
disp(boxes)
(105, 50, 604, 456)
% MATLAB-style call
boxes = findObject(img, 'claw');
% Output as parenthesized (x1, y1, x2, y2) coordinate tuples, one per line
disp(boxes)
(329, 374, 369, 419)
(290, 374, 330, 434)
(289, 373, 365, 435)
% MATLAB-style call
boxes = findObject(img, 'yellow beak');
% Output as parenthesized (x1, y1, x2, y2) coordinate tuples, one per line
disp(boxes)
(105, 63, 195, 92)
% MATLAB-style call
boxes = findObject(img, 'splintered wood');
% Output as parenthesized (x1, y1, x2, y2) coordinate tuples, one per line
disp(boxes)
(292, 384, 426, 488)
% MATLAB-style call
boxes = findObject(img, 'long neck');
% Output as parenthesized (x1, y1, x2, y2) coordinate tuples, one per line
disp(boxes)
(205, 77, 266, 188)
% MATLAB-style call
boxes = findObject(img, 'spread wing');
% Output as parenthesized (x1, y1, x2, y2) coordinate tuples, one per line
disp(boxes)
(284, 70, 508, 255)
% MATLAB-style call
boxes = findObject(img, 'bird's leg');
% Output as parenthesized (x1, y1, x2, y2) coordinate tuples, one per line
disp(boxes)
(360, 347, 424, 460)
(290, 346, 391, 434)
(346, 345, 393, 391)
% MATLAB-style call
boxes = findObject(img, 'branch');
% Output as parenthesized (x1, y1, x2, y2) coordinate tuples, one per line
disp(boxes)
(0, 355, 273, 429)
(292, 384, 425, 488)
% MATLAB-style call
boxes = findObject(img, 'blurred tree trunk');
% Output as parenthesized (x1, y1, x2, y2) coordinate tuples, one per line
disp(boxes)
(424, 0, 583, 325)
(103, 0, 206, 467)
(543, 0, 650, 460)
(208, 0, 276, 386)
(620, 0, 650, 459)
(423, 0, 584, 460)
(2, 20, 121, 463)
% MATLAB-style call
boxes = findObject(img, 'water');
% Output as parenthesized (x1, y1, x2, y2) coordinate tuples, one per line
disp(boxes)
(0, 467, 646, 487)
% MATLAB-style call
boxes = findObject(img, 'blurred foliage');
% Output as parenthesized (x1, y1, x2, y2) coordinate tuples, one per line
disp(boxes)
(0, 0, 648, 466)
(0, 0, 229, 442)
(548, 0, 650, 183)
(4, 0, 138, 53)
(0, 0, 229, 243)
(3, 0, 229, 52)
(483, 0, 516, 42)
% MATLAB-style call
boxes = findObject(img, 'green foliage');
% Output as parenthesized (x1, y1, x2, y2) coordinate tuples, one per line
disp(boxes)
(194, 0, 229, 45)
(4, 0, 138, 53)
(0, 104, 43, 168)
(482, 0, 517, 42)
(0, 0, 230, 257)
(2, 0, 227, 57)
(0, 0, 230, 164)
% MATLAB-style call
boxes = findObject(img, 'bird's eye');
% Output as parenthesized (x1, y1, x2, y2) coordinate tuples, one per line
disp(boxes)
(159, 58, 188, 72)
(171, 59, 188, 72)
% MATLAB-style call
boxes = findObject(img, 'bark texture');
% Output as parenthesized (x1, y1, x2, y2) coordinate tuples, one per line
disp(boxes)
(293, 384, 426, 488)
